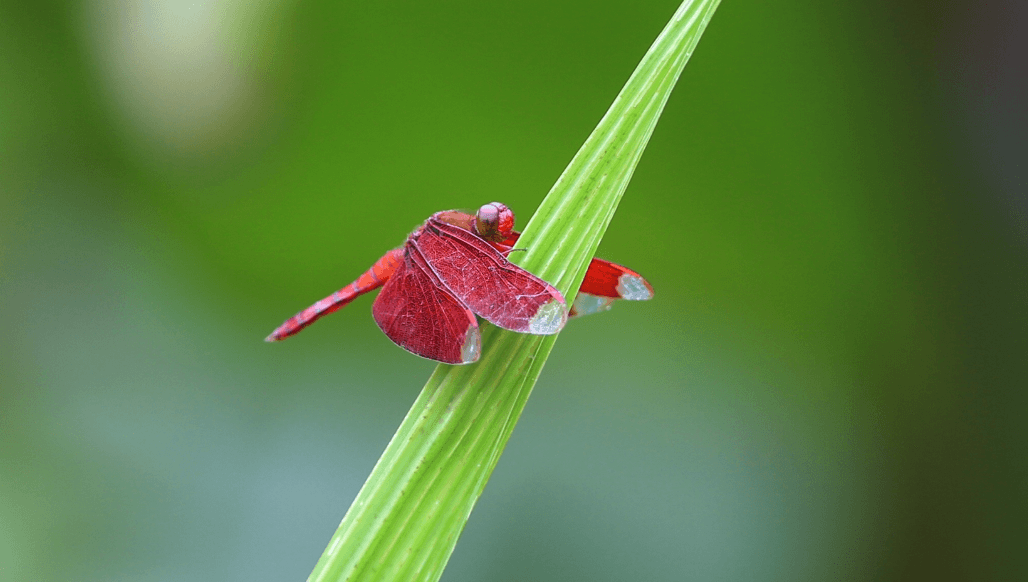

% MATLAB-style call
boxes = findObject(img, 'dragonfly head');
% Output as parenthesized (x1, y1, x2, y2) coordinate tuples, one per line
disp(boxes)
(474, 202, 515, 243)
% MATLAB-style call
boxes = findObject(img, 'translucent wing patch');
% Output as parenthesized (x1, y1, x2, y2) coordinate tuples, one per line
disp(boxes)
(569, 293, 617, 318)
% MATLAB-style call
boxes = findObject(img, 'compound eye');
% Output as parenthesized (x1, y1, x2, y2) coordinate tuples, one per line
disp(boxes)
(475, 202, 514, 242)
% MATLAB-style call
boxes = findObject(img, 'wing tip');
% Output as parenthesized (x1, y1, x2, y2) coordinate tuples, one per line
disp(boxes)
(460, 325, 482, 363)
(528, 298, 568, 335)
(616, 274, 654, 301)
(569, 293, 616, 318)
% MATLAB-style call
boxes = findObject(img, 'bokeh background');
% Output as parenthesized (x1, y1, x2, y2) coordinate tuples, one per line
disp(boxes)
(1, 1, 1025, 580)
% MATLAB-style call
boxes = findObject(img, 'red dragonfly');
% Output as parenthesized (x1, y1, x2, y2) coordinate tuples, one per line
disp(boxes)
(266, 202, 653, 364)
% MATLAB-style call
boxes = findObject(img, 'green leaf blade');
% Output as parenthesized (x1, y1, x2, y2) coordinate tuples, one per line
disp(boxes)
(308, 1, 721, 580)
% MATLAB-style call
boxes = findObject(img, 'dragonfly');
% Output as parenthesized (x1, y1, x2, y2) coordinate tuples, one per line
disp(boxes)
(266, 202, 653, 364)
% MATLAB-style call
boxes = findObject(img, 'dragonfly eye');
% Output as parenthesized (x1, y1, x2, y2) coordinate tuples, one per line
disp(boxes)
(475, 202, 514, 242)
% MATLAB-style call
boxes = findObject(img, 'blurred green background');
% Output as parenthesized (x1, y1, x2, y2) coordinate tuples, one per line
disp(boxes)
(1, 0, 1025, 580)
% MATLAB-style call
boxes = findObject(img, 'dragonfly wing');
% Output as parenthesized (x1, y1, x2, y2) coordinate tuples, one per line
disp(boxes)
(415, 219, 567, 335)
(372, 244, 481, 364)
(568, 292, 616, 318)
(578, 257, 654, 300)
(500, 230, 652, 308)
